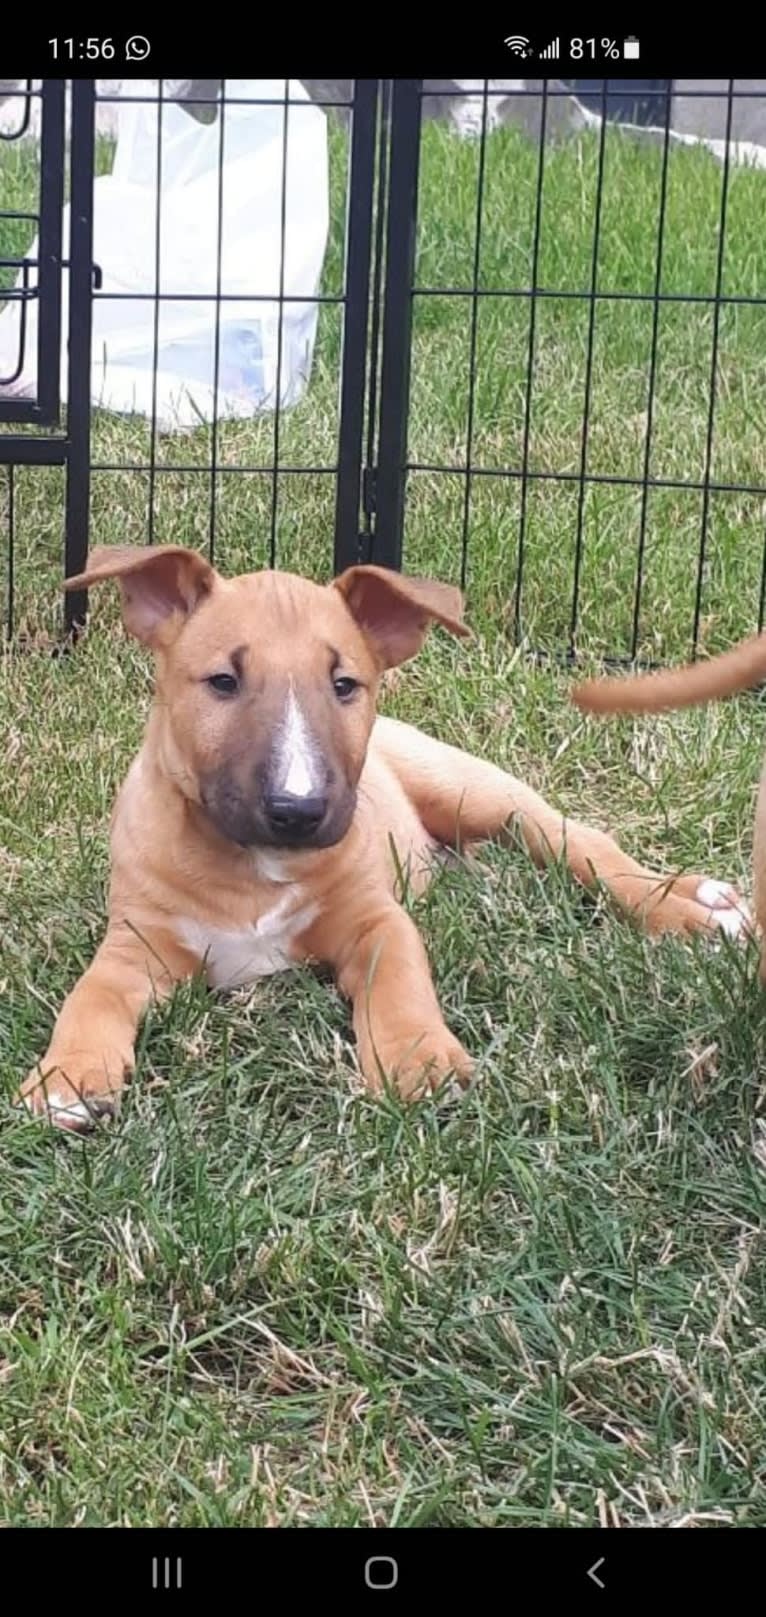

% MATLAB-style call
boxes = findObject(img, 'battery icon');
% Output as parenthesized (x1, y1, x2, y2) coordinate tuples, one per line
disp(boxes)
(623, 36, 640, 59)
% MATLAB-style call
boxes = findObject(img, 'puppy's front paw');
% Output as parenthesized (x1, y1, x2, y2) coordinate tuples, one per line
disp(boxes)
(379, 1028, 475, 1103)
(17, 1057, 122, 1133)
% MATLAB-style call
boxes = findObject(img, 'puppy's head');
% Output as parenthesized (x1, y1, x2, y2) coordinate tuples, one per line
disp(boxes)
(68, 545, 468, 851)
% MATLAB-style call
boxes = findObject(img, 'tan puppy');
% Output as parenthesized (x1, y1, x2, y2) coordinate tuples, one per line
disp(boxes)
(20, 545, 749, 1131)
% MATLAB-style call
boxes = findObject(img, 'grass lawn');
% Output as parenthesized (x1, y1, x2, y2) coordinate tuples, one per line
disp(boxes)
(1, 106, 766, 1527)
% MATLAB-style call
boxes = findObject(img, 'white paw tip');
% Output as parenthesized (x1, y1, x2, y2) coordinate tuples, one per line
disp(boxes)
(697, 879, 735, 909)
(696, 879, 752, 939)
(712, 905, 750, 939)
(17, 1087, 96, 1130)
(46, 1094, 95, 1129)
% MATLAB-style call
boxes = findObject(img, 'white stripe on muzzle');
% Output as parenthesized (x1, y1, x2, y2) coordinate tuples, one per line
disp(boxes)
(275, 685, 321, 797)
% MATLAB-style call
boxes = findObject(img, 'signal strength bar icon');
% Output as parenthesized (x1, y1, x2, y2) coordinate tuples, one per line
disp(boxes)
(539, 38, 560, 59)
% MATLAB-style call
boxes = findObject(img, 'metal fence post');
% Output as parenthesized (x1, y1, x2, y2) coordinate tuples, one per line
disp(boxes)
(372, 78, 422, 570)
(63, 80, 96, 634)
(333, 79, 378, 573)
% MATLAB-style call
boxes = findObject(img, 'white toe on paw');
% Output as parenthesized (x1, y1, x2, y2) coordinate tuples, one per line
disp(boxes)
(697, 878, 737, 910)
(711, 905, 750, 940)
(696, 879, 752, 940)
(37, 1091, 94, 1130)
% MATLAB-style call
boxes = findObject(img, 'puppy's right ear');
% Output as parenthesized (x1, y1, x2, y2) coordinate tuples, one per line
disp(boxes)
(64, 544, 216, 647)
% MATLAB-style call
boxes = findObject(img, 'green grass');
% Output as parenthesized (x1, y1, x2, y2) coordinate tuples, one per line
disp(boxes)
(2, 114, 766, 1527)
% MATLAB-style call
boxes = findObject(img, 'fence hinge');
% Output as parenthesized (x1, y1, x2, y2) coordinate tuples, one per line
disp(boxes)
(362, 464, 377, 519)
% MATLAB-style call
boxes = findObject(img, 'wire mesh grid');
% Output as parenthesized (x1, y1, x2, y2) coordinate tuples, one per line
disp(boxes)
(1, 76, 766, 662)
(84, 80, 367, 582)
(1, 78, 92, 637)
(389, 80, 766, 664)
(1, 78, 371, 636)
(1, 81, 55, 637)
(0, 81, 40, 388)
(0, 79, 62, 416)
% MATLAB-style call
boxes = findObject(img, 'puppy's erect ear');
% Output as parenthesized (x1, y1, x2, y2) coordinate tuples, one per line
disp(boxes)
(64, 544, 216, 647)
(333, 564, 469, 669)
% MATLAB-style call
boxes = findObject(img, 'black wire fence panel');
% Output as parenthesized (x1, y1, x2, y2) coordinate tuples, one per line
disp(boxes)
(1, 78, 765, 664)
(0, 80, 94, 636)
(381, 82, 766, 664)
(0, 80, 372, 636)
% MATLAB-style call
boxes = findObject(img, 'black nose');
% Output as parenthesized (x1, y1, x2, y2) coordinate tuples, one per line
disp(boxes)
(264, 791, 328, 840)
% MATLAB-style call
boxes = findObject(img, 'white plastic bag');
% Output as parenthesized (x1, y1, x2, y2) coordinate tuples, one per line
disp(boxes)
(0, 78, 329, 428)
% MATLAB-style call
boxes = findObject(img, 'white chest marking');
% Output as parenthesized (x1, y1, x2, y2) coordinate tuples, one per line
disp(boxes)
(253, 850, 294, 884)
(177, 894, 318, 990)
(277, 686, 320, 799)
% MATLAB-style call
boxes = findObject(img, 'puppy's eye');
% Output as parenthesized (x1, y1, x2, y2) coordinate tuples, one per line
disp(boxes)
(207, 673, 239, 697)
(333, 675, 359, 702)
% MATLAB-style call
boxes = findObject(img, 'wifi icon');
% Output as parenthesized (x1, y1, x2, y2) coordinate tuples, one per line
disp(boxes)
(504, 34, 531, 56)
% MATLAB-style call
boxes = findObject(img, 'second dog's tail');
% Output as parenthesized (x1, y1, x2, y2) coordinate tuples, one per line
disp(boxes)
(572, 632, 766, 716)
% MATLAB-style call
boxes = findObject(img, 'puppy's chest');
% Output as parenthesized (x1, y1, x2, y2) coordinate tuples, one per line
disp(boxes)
(175, 892, 318, 990)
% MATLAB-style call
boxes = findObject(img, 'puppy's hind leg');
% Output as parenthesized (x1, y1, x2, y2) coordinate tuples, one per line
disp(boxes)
(373, 717, 750, 940)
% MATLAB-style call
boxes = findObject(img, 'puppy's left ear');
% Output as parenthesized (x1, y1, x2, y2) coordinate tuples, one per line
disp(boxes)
(333, 564, 470, 669)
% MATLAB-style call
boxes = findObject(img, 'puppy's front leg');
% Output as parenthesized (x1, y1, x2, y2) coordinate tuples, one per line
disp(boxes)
(18, 923, 198, 1131)
(314, 903, 474, 1101)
